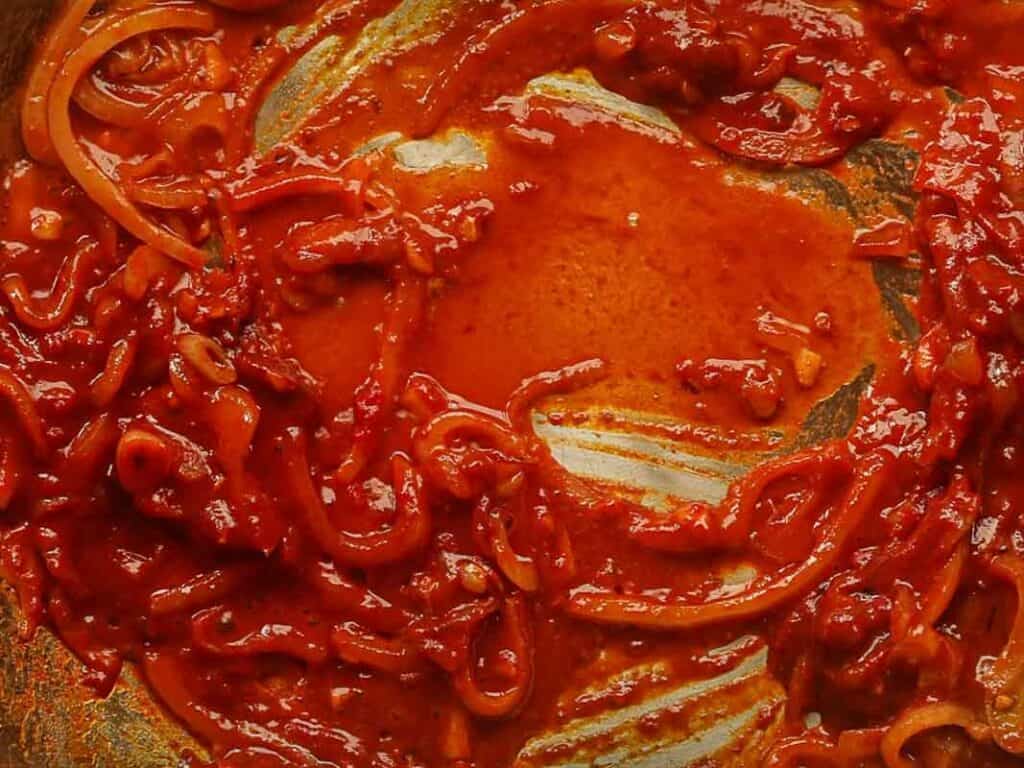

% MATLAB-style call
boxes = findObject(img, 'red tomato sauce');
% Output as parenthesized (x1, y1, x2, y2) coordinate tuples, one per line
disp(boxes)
(3, 0, 1024, 766)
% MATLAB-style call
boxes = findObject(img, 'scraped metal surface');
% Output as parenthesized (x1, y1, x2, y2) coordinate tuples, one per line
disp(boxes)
(0, 592, 196, 767)
(515, 644, 783, 768)
(393, 130, 489, 171)
(254, 0, 455, 155)
(526, 70, 684, 140)
(535, 413, 749, 506)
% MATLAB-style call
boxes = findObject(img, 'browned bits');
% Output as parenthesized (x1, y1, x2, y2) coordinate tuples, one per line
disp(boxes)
(678, 357, 783, 421)
(814, 310, 834, 336)
(995, 694, 1017, 713)
(966, 722, 994, 743)
(30, 208, 64, 241)
(115, 428, 174, 494)
(459, 214, 482, 243)
(177, 333, 237, 385)
(793, 347, 823, 389)
(740, 376, 782, 420)
(403, 236, 435, 276)
(458, 560, 489, 595)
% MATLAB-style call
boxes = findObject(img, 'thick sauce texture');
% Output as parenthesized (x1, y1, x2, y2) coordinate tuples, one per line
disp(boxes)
(4, 0, 1024, 766)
